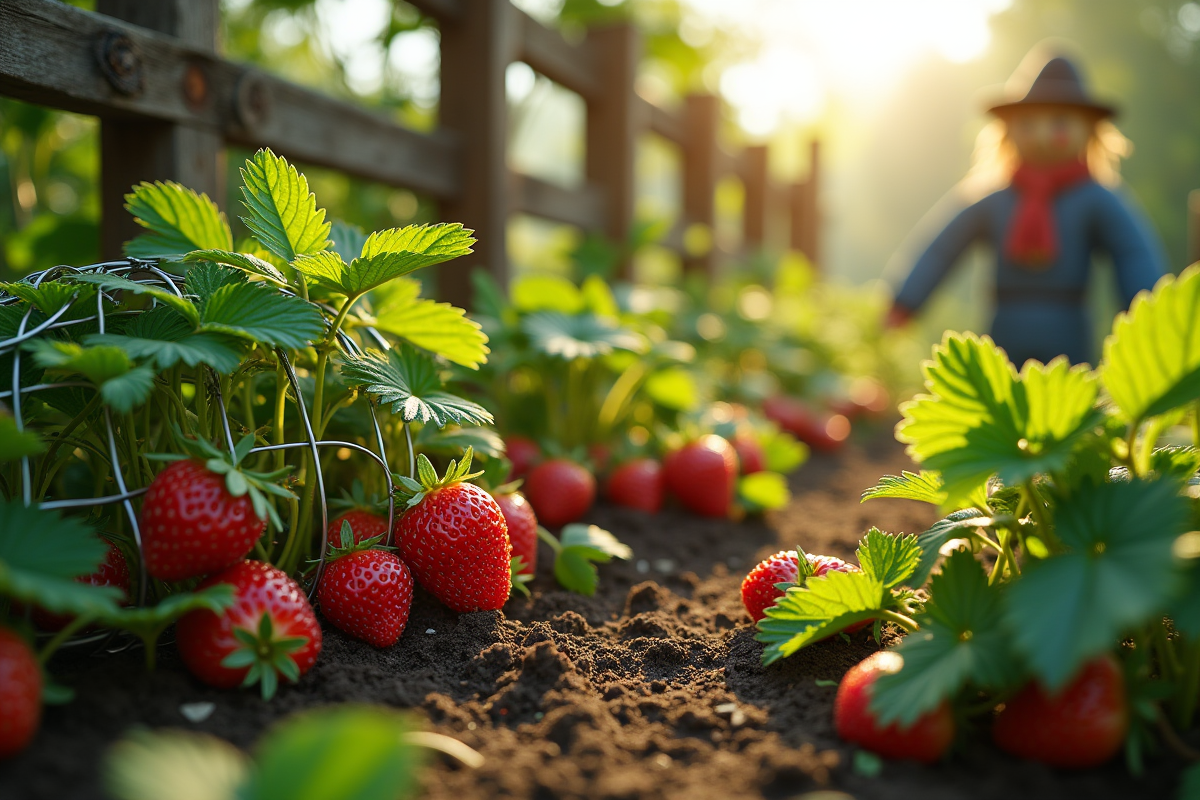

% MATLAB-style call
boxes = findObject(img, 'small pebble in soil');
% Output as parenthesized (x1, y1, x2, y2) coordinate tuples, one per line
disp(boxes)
(636, 559, 650, 573)
(714, 702, 737, 714)
(653, 753, 672, 768)
(467, 722, 477, 730)
(425, 628, 436, 634)
(179, 702, 215, 723)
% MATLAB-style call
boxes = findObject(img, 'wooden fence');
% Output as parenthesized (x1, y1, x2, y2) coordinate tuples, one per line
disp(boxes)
(0, 0, 821, 308)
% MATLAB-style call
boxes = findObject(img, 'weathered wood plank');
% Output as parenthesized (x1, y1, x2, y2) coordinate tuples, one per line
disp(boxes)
(0, 0, 459, 198)
(518, 10, 599, 98)
(640, 97, 685, 145)
(682, 94, 719, 276)
(405, 0, 464, 21)
(741, 145, 768, 250)
(512, 174, 605, 231)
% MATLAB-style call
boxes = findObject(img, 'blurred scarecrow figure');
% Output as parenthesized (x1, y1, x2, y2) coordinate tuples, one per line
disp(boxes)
(887, 50, 1166, 365)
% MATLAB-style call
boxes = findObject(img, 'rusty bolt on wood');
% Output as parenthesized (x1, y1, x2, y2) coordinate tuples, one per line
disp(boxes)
(94, 31, 143, 96)
(183, 63, 209, 111)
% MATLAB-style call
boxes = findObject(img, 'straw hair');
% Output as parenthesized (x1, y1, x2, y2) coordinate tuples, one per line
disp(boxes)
(961, 115, 1131, 200)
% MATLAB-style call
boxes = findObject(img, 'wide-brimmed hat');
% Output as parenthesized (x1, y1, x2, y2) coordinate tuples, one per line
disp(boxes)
(987, 55, 1116, 118)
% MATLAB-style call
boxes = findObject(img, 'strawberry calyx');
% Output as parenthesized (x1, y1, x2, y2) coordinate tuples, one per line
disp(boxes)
(323, 520, 397, 562)
(774, 545, 815, 594)
(394, 447, 484, 509)
(222, 612, 309, 701)
(150, 425, 293, 531)
(328, 479, 389, 515)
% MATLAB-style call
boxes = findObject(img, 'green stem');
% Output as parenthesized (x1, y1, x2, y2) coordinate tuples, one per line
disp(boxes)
(1192, 402, 1200, 449)
(34, 393, 102, 498)
(1176, 637, 1200, 731)
(194, 367, 210, 440)
(242, 375, 257, 436)
(1022, 480, 1055, 549)
(1126, 416, 1142, 478)
(988, 530, 1010, 586)
(273, 361, 288, 473)
(37, 615, 93, 666)
(1155, 620, 1183, 682)
(878, 609, 919, 633)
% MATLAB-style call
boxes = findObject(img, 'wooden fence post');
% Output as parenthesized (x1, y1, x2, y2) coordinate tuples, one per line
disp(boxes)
(682, 94, 719, 277)
(742, 145, 768, 252)
(96, 0, 222, 259)
(789, 139, 821, 269)
(585, 25, 639, 280)
(438, 0, 515, 309)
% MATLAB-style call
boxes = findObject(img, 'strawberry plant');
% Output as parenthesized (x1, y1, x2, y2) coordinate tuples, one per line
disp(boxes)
(755, 264, 1200, 772)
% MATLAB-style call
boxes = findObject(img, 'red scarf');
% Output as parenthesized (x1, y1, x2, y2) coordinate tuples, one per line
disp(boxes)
(1005, 161, 1092, 267)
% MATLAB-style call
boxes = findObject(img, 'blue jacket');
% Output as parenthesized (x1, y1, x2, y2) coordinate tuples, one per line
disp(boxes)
(894, 180, 1166, 365)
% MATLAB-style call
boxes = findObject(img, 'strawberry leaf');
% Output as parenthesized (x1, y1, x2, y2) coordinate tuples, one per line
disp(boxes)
(103, 729, 250, 800)
(870, 550, 1019, 727)
(0, 500, 123, 617)
(199, 281, 325, 350)
(510, 274, 584, 314)
(414, 425, 506, 460)
(1005, 477, 1187, 690)
(123, 180, 233, 259)
(856, 528, 921, 590)
(328, 219, 369, 264)
(183, 250, 289, 287)
(908, 508, 993, 588)
(761, 431, 808, 475)
(897, 333, 1100, 507)
(73, 273, 200, 326)
(100, 365, 157, 414)
(738, 471, 791, 512)
(340, 347, 492, 428)
(100, 585, 235, 656)
(756, 569, 887, 665)
(1101, 264, 1200, 422)
(0, 413, 45, 463)
(87, 308, 244, 374)
(239, 148, 331, 264)
(522, 312, 645, 360)
(0, 280, 97, 318)
(368, 278, 490, 369)
(861, 470, 947, 506)
(551, 525, 632, 596)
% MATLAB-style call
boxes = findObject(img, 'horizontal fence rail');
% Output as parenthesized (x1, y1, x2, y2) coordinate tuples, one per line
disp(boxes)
(0, 0, 823, 307)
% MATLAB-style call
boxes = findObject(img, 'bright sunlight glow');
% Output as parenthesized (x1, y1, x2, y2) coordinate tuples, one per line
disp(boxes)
(687, 0, 1013, 135)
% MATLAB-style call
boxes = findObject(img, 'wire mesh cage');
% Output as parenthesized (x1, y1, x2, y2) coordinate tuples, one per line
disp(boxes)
(0, 259, 401, 646)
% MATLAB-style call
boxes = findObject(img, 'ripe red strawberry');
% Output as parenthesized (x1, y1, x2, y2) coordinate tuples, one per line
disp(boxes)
(395, 449, 512, 613)
(587, 443, 613, 476)
(993, 654, 1128, 768)
(141, 435, 292, 582)
(327, 480, 392, 546)
(663, 435, 738, 518)
(317, 525, 413, 648)
(0, 627, 41, 758)
(606, 458, 664, 513)
(763, 395, 851, 452)
(493, 489, 538, 575)
(32, 541, 130, 631)
(505, 436, 541, 481)
(733, 434, 767, 475)
(524, 459, 595, 527)
(835, 650, 955, 763)
(177, 560, 321, 699)
(741, 550, 864, 621)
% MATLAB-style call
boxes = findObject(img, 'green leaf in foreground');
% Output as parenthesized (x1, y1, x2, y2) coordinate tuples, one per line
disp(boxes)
(861, 470, 946, 506)
(0, 412, 44, 463)
(100, 585, 235, 658)
(239, 148, 331, 263)
(0, 500, 122, 617)
(870, 550, 1018, 727)
(103, 728, 250, 800)
(549, 524, 632, 596)
(909, 508, 993, 588)
(857, 528, 921, 589)
(87, 307, 244, 374)
(0, 280, 97, 318)
(757, 568, 885, 664)
(341, 347, 493, 428)
(1005, 477, 1186, 690)
(369, 278, 489, 369)
(199, 281, 325, 350)
(897, 333, 1099, 507)
(123, 180, 232, 259)
(738, 471, 792, 512)
(1101, 264, 1200, 422)
(183, 250, 288, 287)
(73, 273, 200, 326)
(248, 706, 418, 800)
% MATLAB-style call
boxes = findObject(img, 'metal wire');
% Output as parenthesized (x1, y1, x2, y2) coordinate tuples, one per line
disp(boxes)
(1, 260, 398, 635)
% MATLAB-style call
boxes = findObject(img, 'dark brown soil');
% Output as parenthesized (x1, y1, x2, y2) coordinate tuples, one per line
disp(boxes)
(0, 428, 1184, 799)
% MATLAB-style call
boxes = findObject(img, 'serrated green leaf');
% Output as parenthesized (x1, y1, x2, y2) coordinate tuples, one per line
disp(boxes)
(26, 340, 132, 383)
(856, 528, 921, 590)
(239, 148, 331, 263)
(870, 550, 1018, 726)
(294, 223, 474, 298)
(861, 470, 947, 505)
(1102, 264, 1200, 422)
(522, 312, 644, 360)
(897, 333, 1100, 507)
(756, 569, 886, 664)
(199, 282, 324, 350)
(1006, 477, 1187, 690)
(907, 508, 993, 588)
(370, 278, 489, 369)
(87, 308, 244, 374)
(738, 471, 792, 512)
(414, 425, 505, 460)
(1150, 446, 1200, 482)
(510, 274, 583, 313)
(0, 500, 122, 617)
(555, 549, 600, 595)
(328, 219, 369, 265)
(340, 347, 493, 428)
(73, 273, 200, 326)
(124, 180, 233, 259)
(183, 250, 288, 287)
(0, 280, 97, 318)
(101, 364, 156, 413)
(103, 728, 249, 800)
(246, 706, 418, 800)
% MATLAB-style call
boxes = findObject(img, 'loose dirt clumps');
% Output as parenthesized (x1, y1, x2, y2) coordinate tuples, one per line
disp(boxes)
(0, 432, 1183, 799)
